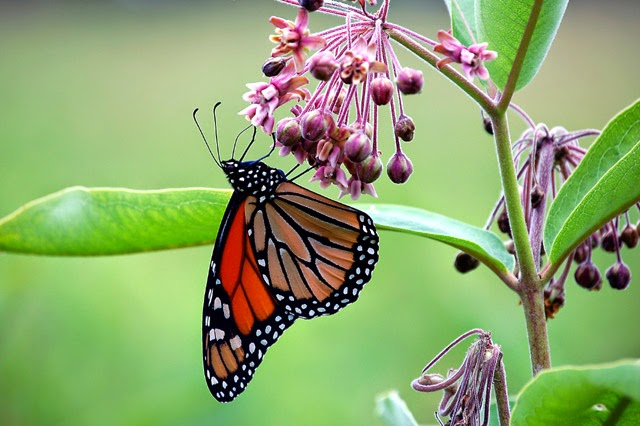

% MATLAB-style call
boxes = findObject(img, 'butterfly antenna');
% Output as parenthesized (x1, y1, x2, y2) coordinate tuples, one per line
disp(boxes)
(254, 132, 277, 163)
(238, 126, 259, 162)
(287, 165, 314, 182)
(193, 108, 221, 168)
(232, 124, 253, 160)
(212, 102, 223, 163)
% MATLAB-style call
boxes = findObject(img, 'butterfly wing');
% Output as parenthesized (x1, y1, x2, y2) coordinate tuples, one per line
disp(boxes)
(246, 182, 379, 319)
(202, 192, 295, 402)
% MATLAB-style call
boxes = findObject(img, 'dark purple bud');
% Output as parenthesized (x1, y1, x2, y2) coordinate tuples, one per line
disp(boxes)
(497, 209, 511, 235)
(620, 224, 638, 248)
(299, 0, 324, 12)
(573, 243, 588, 264)
(370, 77, 394, 105)
(309, 51, 338, 81)
(301, 110, 329, 142)
(601, 230, 618, 253)
(574, 261, 602, 290)
(454, 252, 480, 273)
(483, 116, 493, 135)
(386, 152, 413, 184)
(262, 56, 288, 77)
(531, 185, 545, 209)
(591, 233, 600, 248)
(606, 262, 631, 290)
(359, 154, 383, 183)
(394, 114, 415, 142)
(345, 132, 372, 163)
(396, 67, 424, 95)
(276, 118, 302, 147)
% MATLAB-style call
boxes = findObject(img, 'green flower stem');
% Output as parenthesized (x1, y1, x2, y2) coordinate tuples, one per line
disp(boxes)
(496, 0, 544, 113)
(387, 28, 497, 116)
(520, 285, 552, 374)
(491, 115, 537, 285)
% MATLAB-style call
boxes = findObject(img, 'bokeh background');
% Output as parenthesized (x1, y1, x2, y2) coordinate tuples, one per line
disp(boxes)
(1, 1, 639, 425)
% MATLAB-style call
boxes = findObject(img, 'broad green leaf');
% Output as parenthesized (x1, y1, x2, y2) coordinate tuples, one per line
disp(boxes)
(357, 204, 515, 275)
(544, 99, 640, 265)
(476, 0, 568, 91)
(375, 391, 419, 426)
(443, 0, 477, 47)
(0, 186, 231, 255)
(1, 188, 513, 276)
(511, 360, 640, 425)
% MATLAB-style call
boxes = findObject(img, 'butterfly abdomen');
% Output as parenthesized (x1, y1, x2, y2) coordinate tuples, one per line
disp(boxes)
(222, 160, 286, 197)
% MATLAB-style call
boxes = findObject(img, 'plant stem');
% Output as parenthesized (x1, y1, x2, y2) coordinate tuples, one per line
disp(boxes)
(520, 284, 552, 374)
(491, 115, 537, 285)
(493, 356, 511, 426)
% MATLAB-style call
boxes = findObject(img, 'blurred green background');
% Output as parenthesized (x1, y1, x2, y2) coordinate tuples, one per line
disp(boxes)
(1, 1, 639, 425)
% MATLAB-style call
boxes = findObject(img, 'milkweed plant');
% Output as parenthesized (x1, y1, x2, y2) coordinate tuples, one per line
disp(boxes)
(2, 0, 640, 424)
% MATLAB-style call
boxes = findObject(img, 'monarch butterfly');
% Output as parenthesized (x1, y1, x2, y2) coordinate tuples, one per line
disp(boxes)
(194, 104, 379, 402)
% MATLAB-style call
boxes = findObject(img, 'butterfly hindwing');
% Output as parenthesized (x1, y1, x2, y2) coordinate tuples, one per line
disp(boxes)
(246, 182, 379, 319)
(202, 192, 295, 402)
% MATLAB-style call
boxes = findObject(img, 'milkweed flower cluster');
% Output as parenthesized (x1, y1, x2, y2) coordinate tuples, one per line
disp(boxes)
(470, 121, 636, 317)
(239, 0, 498, 199)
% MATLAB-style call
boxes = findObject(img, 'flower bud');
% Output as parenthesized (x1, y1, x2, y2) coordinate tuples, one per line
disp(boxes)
(606, 262, 631, 290)
(359, 154, 383, 183)
(454, 252, 480, 273)
(276, 118, 302, 147)
(483, 116, 493, 135)
(309, 51, 338, 81)
(301, 110, 330, 142)
(370, 77, 394, 105)
(574, 261, 602, 290)
(530, 185, 545, 209)
(600, 230, 618, 252)
(345, 132, 372, 163)
(394, 114, 415, 142)
(396, 67, 424, 95)
(299, 0, 324, 12)
(620, 224, 638, 248)
(497, 209, 510, 235)
(544, 287, 565, 319)
(572, 243, 588, 264)
(386, 151, 413, 184)
(262, 56, 288, 77)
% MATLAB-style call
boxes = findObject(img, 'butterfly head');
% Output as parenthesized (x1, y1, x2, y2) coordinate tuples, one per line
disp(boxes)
(221, 159, 286, 196)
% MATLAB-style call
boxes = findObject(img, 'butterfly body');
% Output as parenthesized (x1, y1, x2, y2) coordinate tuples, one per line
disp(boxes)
(199, 127, 378, 402)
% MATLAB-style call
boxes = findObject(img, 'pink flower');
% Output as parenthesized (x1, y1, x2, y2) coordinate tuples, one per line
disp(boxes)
(434, 31, 497, 81)
(310, 165, 349, 190)
(239, 61, 309, 134)
(460, 43, 497, 81)
(270, 8, 326, 72)
(339, 176, 377, 200)
(434, 30, 464, 68)
(339, 36, 387, 84)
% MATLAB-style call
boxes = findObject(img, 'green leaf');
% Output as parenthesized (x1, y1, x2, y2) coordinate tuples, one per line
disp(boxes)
(356, 204, 515, 275)
(1, 189, 513, 276)
(544, 99, 640, 265)
(443, 0, 478, 47)
(511, 360, 640, 425)
(375, 391, 419, 426)
(0, 186, 231, 255)
(476, 0, 568, 91)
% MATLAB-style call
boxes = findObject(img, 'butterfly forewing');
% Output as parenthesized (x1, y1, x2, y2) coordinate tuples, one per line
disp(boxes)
(246, 182, 379, 319)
